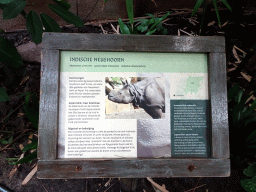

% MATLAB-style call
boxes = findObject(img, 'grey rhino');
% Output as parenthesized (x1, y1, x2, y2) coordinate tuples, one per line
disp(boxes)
(108, 77, 165, 119)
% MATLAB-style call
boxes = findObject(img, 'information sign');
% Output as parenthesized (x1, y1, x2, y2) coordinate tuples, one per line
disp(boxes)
(38, 33, 230, 178)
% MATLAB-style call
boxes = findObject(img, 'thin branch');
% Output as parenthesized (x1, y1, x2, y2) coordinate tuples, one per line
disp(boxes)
(0, 129, 30, 152)
(184, 184, 206, 192)
(179, 29, 194, 36)
(104, 180, 118, 192)
(40, 180, 49, 192)
(147, 178, 169, 192)
(22, 165, 38, 185)
(110, 24, 120, 34)
(1, 102, 25, 124)
(99, 23, 108, 34)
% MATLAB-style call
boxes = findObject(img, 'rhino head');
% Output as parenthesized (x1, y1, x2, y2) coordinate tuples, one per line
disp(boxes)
(108, 80, 135, 104)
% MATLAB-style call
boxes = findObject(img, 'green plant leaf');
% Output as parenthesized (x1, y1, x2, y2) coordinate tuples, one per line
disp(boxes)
(52, 0, 71, 10)
(244, 113, 256, 126)
(0, 135, 13, 144)
(241, 178, 256, 192)
(141, 26, 148, 32)
(0, 0, 14, 4)
(213, 0, 221, 26)
(48, 4, 84, 27)
(2, 109, 13, 124)
(6, 158, 18, 161)
(29, 138, 38, 143)
(147, 18, 155, 25)
(8, 135, 13, 143)
(235, 89, 244, 103)
(6, 157, 19, 165)
(160, 28, 168, 35)
(137, 25, 148, 32)
(192, 0, 205, 17)
(146, 13, 155, 18)
(242, 105, 249, 114)
(22, 141, 38, 152)
(155, 18, 163, 29)
(3, 0, 26, 20)
(0, 36, 23, 67)
(134, 18, 147, 23)
(146, 28, 157, 35)
(0, 130, 13, 134)
(126, 24, 138, 34)
(199, 1, 210, 35)
(0, 87, 9, 102)
(246, 144, 256, 149)
(149, 12, 170, 31)
(233, 92, 250, 120)
(131, 178, 138, 191)
(135, 18, 153, 29)
(104, 0, 108, 3)
(220, 0, 232, 12)
(246, 130, 256, 145)
(228, 84, 240, 102)
(118, 18, 131, 34)
(26, 10, 43, 45)
(24, 92, 39, 129)
(156, 20, 168, 34)
(15, 150, 37, 164)
(249, 99, 256, 112)
(244, 162, 256, 177)
(126, 0, 134, 26)
(232, 103, 243, 125)
(40, 13, 62, 32)
(243, 97, 256, 117)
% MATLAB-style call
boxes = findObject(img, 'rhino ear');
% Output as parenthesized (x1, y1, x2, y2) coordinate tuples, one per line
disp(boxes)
(121, 79, 126, 85)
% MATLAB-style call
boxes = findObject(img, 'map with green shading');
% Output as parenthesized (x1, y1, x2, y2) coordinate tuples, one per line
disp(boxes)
(185, 76, 204, 94)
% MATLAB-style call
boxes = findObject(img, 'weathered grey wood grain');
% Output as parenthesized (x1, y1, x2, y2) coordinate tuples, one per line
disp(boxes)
(209, 53, 229, 159)
(38, 159, 230, 178)
(42, 33, 225, 53)
(38, 49, 59, 160)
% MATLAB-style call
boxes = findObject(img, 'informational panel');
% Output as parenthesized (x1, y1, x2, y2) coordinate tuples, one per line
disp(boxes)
(58, 51, 210, 159)
(38, 34, 230, 178)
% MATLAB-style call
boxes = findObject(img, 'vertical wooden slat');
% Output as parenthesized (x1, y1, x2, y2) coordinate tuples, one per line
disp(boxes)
(38, 49, 60, 160)
(209, 53, 229, 159)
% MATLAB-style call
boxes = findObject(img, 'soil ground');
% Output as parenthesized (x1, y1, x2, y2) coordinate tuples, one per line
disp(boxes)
(1, 9, 256, 192)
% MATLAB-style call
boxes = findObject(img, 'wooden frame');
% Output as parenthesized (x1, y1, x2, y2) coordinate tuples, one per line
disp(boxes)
(38, 33, 230, 178)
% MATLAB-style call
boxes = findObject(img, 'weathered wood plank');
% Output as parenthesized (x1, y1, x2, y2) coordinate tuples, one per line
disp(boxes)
(42, 33, 225, 53)
(38, 159, 230, 178)
(209, 53, 229, 159)
(38, 49, 60, 160)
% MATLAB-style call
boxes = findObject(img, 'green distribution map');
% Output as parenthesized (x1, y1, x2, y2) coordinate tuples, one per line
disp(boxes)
(185, 76, 204, 94)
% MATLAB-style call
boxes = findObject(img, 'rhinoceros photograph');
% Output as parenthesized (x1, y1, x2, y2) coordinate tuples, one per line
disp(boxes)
(105, 77, 165, 119)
